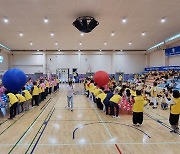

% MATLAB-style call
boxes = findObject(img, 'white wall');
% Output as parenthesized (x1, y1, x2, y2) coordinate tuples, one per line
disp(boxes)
(80, 54, 112, 74)
(11, 51, 147, 74)
(46, 54, 78, 74)
(169, 55, 180, 66)
(114, 53, 146, 73)
(149, 50, 165, 67)
(11, 53, 44, 74)
(0, 49, 9, 71)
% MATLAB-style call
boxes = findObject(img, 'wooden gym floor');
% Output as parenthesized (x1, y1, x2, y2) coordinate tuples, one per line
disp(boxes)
(0, 84, 179, 154)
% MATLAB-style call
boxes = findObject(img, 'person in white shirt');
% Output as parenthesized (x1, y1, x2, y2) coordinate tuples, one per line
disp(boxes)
(66, 81, 74, 111)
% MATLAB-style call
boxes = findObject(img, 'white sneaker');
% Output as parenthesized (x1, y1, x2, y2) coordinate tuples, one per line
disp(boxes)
(112, 116, 116, 118)
(65, 106, 70, 109)
(136, 124, 140, 127)
(115, 116, 120, 119)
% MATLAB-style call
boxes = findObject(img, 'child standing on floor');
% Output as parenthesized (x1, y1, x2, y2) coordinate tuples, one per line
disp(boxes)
(131, 90, 147, 126)
(66, 81, 74, 111)
(168, 90, 180, 133)
(31, 82, 39, 107)
(151, 82, 158, 109)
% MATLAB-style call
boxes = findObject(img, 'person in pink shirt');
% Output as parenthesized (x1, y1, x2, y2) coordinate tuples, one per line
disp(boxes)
(40, 80, 46, 100)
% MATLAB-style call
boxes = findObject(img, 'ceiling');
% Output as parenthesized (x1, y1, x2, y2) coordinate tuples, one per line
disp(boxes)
(0, 0, 180, 51)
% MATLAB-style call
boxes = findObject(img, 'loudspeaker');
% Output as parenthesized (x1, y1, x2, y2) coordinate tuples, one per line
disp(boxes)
(73, 16, 99, 33)
(88, 18, 98, 30)
(73, 20, 82, 30)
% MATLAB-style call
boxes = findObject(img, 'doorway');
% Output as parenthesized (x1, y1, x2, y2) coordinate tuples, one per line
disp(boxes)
(56, 68, 69, 83)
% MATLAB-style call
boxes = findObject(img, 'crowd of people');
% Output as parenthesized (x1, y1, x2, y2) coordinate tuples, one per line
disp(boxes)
(0, 76, 59, 119)
(83, 70, 180, 133)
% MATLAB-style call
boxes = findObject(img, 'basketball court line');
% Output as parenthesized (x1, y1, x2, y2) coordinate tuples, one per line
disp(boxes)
(0, 92, 56, 136)
(7, 92, 60, 153)
(115, 144, 122, 154)
(28, 108, 55, 154)
(144, 113, 180, 135)
(35, 118, 162, 122)
(88, 98, 124, 154)
(0, 119, 8, 125)
(145, 107, 168, 120)
(145, 107, 180, 127)
(1, 141, 180, 146)
(90, 100, 113, 139)
(72, 121, 151, 140)
(0, 112, 26, 136)
(53, 107, 95, 109)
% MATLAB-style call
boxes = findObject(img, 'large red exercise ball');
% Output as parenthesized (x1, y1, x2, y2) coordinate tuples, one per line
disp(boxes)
(93, 71, 109, 87)
(2, 68, 26, 92)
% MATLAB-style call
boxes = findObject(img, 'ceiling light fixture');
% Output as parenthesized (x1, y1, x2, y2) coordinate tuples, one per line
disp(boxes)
(58, 49, 60, 51)
(50, 32, 54, 37)
(122, 17, 127, 23)
(129, 42, 132, 45)
(55, 42, 58, 46)
(19, 33, 23, 37)
(141, 32, 146, 36)
(111, 32, 115, 36)
(80, 33, 84, 36)
(44, 18, 49, 23)
(104, 42, 107, 46)
(3, 18, 9, 23)
(30, 42, 33, 46)
(79, 42, 82, 45)
(161, 17, 166, 23)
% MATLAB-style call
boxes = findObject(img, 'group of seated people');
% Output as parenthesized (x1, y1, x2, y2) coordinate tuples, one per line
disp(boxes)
(0, 76, 60, 119)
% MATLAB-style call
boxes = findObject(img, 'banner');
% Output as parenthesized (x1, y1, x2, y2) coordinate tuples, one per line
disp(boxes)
(145, 66, 180, 71)
(165, 46, 180, 56)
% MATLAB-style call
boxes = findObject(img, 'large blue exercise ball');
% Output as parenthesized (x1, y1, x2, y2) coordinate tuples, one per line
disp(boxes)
(2, 68, 26, 92)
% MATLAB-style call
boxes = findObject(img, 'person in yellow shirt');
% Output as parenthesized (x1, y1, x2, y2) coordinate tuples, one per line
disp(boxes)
(22, 87, 32, 111)
(49, 80, 52, 94)
(151, 82, 158, 109)
(16, 93, 26, 114)
(31, 82, 39, 106)
(93, 87, 101, 98)
(38, 83, 42, 104)
(88, 80, 95, 100)
(132, 90, 147, 126)
(119, 75, 122, 82)
(5, 91, 18, 119)
(91, 84, 98, 103)
(169, 90, 180, 133)
(96, 88, 107, 110)
(56, 77, 60, 90)
(109, 89, 122, 118)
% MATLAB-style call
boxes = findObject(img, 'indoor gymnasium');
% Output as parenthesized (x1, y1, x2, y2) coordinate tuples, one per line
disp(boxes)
(0, 0, 180, 154)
